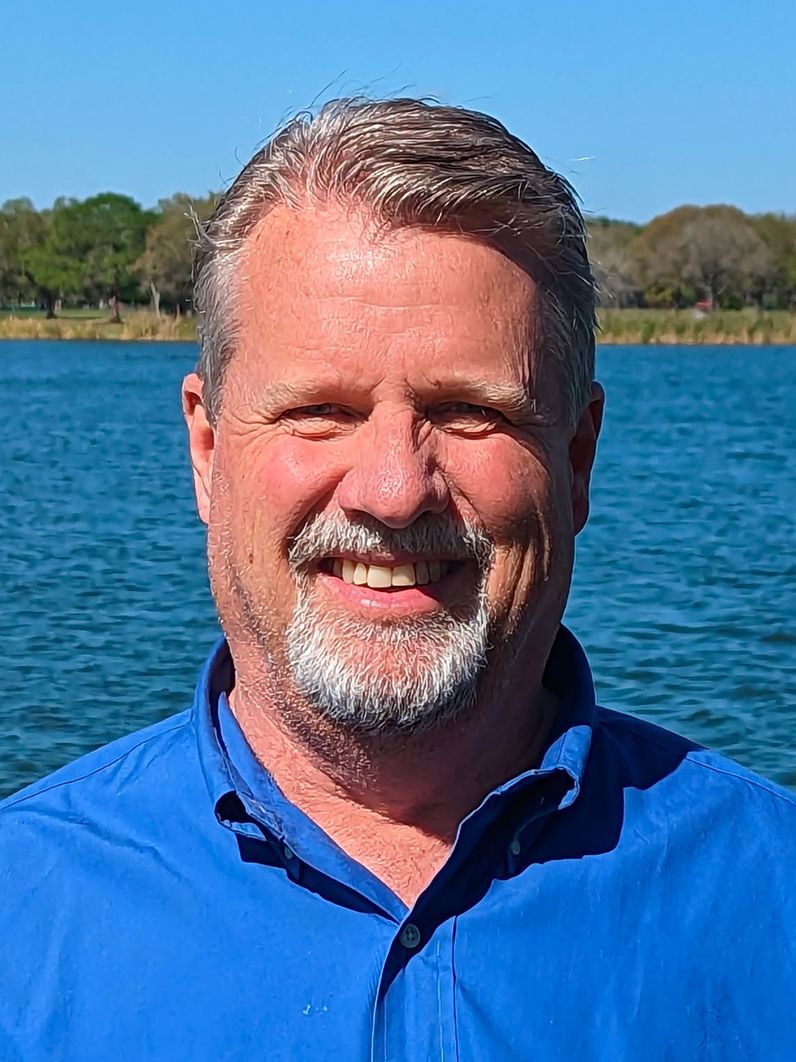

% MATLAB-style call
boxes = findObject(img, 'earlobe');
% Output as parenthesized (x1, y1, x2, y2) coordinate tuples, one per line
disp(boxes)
(570, 382, 605, 536)
(182, 373, 216, 525)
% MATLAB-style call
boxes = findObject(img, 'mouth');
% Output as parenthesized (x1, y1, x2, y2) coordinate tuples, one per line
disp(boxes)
(319, 556, 460, 590)
(311, 554, 475, 614)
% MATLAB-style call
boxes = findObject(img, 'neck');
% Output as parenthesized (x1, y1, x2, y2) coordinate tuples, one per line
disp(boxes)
(227, 642, 560, 905)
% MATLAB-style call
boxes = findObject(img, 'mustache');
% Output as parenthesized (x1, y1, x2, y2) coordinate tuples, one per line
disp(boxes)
(288, 512, 493, 570)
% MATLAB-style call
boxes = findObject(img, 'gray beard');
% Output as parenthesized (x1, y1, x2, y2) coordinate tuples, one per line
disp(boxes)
(285, 576, 492, 735)
(215, 511, 495, 737)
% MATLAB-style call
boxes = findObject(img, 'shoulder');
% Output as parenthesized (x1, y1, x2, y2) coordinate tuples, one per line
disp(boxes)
(584, 707, 796, 960)
(0, 709, 197, 823)
(592, 704, 796, 824)
(0, 709, 206, 935)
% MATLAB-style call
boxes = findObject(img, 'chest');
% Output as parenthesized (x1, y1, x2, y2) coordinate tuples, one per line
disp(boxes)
(6, 855, 788, 1062)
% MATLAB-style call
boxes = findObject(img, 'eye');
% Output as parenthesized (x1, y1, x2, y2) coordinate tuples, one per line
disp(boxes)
(288, 404, 345, 417)
(431, 402, 507, 431)
(440, 402, 500, 416)
(281, 403, 359, 422)
(279, 403, 359, 436)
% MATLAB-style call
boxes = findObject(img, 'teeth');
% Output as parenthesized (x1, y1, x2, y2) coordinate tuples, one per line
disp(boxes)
(390, 563, 416, 587)
(330, 558, 450, 588)
(366, 565, 393, 589)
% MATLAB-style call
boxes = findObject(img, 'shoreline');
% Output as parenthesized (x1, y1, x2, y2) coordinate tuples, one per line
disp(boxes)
(1, 309, 794, 345)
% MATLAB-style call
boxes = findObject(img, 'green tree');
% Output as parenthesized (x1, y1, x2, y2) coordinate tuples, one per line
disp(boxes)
(21, 198, 85, 317)
(27, 194, 155, 321)
(135, 193, 216, 316)
(678, 207, 769, 308)
(0, 198, 48, 307)
(71, 193, 155, 320)
(630, 205, 770, 309)
(587, 217, 643, 307)
(753, 213, 796, 308)
(631, 206, 702, 307)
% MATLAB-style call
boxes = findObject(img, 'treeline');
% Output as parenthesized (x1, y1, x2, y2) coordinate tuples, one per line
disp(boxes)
(589, 206, 795, 310)
(1, 193, 795, 317)
(0, 193, 215, 320)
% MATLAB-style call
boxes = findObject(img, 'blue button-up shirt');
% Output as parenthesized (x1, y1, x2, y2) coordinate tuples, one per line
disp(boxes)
(1, 627, 794, 1060)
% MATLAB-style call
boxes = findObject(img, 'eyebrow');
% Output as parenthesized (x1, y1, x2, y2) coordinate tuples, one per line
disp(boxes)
(260, 381, 326, 409)
(464, 383, 542, 417)
(425, 379, 550, 423)
(259, 378, 548, 421)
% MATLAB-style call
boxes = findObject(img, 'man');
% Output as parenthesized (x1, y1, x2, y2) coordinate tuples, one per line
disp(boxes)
(0, 97, 793, 1061)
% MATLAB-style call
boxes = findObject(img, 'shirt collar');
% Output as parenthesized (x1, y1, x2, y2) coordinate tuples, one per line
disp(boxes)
(194, 624, 596, 836)
(193, 636, 240, 813)
(527, 623, 596, 808)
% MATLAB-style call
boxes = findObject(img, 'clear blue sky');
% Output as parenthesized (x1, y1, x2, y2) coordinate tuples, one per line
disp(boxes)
(2, 0, 793, 222)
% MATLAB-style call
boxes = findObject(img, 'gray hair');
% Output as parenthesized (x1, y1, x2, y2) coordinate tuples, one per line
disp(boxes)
(194, 96, 596, 427)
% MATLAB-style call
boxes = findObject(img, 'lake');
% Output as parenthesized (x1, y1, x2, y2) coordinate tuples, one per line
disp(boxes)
(1, 340, 794, 796)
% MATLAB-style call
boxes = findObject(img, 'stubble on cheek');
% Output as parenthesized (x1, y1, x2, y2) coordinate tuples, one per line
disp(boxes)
(485, 477, 571, 648)
(206, 467, 282, 657)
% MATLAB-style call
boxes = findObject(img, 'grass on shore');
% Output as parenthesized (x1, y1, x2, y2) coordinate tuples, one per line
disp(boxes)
(1, 308, 795, 345)
(598, 308, 795, 345)
(0, 309, 196, 341)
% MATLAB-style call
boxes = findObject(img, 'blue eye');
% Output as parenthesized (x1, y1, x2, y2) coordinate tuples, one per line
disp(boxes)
(293, 404, 339, 416)
(285, 404, 359, 420)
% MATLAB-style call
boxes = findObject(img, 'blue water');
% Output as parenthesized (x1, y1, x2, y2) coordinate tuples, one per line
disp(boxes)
(1, 340, 794, 796)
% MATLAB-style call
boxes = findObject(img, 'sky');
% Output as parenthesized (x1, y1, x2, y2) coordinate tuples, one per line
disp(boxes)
(2, 0, 794, 223)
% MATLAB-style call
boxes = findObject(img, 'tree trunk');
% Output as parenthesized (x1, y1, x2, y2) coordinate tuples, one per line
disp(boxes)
(149, 281, 161, 318)
(44, 291, 56, 319)
(108, 291, 122, 324)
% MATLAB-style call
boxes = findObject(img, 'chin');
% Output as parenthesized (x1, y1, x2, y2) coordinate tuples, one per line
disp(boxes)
(289, 658, 481, 737)
(284, 594, 491, 734)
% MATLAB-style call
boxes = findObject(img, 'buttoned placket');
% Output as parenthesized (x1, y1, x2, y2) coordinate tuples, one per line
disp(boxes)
(369, 772, 573, 1062)
(198, 635, 594, 1061)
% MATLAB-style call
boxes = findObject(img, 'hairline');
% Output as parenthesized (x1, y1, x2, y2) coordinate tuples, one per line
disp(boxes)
(194, 98, 596, 430)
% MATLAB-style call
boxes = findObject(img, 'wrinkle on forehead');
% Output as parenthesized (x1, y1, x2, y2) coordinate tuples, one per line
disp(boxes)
(239, 202, 537, 306)
(231, 202, 546, 401)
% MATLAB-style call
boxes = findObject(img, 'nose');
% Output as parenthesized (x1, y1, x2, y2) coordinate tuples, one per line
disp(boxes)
(336, 408, 450, 528)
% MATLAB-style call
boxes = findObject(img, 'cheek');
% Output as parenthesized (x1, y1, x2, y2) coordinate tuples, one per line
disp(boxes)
(443, 436, 570, 612)
(221, 435, 347, 560)
(446, 437, 556, 543)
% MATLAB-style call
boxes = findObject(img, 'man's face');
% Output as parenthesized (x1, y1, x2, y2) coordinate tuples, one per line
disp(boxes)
(185, 205, 601, 733)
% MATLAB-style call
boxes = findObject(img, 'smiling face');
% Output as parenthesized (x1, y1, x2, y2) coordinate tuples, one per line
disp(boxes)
(184, 204, 601, 735)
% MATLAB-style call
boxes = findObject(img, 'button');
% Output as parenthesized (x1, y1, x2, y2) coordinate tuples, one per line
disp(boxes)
(399, 923, 421, 949)
(509, 838, 521, 857)
(283, 844, 295, 861)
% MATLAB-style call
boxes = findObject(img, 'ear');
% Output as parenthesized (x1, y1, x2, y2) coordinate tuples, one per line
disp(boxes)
(570, 381, 604, 535)
(182, 373, 215, 525)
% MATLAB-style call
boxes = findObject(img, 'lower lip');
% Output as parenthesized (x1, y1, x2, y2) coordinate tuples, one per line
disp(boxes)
(313, 566, 468, 615)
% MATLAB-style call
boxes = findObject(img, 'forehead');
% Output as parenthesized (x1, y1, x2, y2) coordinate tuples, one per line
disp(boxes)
(230, 204, 540, 390)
